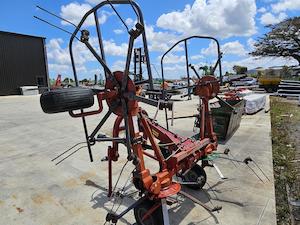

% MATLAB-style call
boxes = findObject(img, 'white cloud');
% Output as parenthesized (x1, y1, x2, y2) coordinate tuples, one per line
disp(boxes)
(48, 64, 70, 73)
(159, 53, 186, 64)
(222, 41, 247, 56)
(60, 2, 110, 26)
(47, 39, 71, 65)
(260, 12, 287, 25)
(163, 64, 187, 78)
(103, 40, 128, 56)
(258, 7, 267, 13)
(46, 37, 129, 77)
(85, 0, 105, 4)
(145, 25, 183, 52)
(156, 0, 257, 38)
(247, 38, 256, 51)
(271, 0, 300, 13)
(223, 56, 297, 72)
(202, 41, 247, 56)
(191, 55, 204, 60)
(112, 60, 126, 71)
(125, 18, 134, 27)
(201, 41, 218, 55)
(114, 29, 125, 34)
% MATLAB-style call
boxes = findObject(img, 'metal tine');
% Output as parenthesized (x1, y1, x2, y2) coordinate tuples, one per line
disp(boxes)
(89, 110, 113, 140)
(128, 0, 140, 19)
(36, 5, 79, 29)
(34, 16, 80, 41)
(223, 149, 238, 168)
(228, 152, 239, 168)
(251, 159, 271, 182)
(218, 154, 266, 182)
(244, 157, 270, 182)
(55, 146, 87, 165)
(51, 142, 86, 161)
(81, 112, 93, 162)
(106, 0, 129, 32)
(206, 181, 220, 207)
(218, 155, 245, 163)
(246, 164, 265, 183)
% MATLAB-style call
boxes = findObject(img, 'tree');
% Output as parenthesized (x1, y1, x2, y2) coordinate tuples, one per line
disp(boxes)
(63, 77, 70, 83)
(281, 65, 291, 78)
(257, 70, 264, 78)
(81, 78, 89, 83)
(233, 65, 247, 74)
(250, 17, 300, 65)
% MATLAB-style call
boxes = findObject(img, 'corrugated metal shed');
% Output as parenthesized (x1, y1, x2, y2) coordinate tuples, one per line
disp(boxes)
(0, 31, 49, 95)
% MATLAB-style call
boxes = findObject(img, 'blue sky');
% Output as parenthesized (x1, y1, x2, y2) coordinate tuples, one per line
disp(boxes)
(1, 0, 300, 80)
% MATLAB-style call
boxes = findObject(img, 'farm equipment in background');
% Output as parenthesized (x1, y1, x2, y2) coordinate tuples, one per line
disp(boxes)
(258, 76, 281, 92)
(51, 74, 74, 89)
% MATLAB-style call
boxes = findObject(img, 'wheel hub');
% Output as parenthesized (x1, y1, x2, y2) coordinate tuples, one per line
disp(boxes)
(105, 71, 139, 116)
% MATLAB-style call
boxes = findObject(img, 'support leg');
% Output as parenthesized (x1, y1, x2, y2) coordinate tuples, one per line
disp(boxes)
(161, 198, 170, 225)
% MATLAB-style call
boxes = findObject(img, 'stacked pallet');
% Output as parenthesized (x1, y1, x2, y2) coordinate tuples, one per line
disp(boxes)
(277, 80, 300, 97)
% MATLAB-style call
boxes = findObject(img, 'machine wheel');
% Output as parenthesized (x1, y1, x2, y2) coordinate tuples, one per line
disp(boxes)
(134, 199, 164, 225)
(183, 164, 207, 190)
(40, 87, 94, 114)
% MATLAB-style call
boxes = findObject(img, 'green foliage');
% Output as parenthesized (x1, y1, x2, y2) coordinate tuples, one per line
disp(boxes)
(80, 78, 89, 83)
(250, 17, 300, 65)
(233, 65, 247, 74)
(257, 70, 264, 78)
(63, 77, 69, 83)
(281, 66, 291, 78)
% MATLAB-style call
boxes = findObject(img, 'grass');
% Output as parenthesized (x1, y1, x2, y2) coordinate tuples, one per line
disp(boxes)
(270, 97, 300, 225)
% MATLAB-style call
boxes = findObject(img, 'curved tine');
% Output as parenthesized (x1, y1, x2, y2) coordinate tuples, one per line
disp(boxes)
(128, 0, 139, 20)
(69, 0, 144, 87)
(122, 33, 135, 92)
(120, 99, 132, 159)
(51, 142, 86, 161)
(107, 0, 129, 32)
(55, 146, 87, 165)
(89, 109, 113, 139)
(81, 113, 93, 162)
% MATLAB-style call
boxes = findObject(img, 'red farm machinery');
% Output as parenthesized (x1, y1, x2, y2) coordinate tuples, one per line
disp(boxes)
(36, 1, 257, 224)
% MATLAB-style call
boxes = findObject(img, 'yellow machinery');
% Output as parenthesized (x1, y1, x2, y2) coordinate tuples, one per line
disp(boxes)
(258, 77, 281, 92)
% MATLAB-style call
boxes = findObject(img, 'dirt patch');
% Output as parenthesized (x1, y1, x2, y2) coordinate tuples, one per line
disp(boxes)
(79, 171, 96, 182)
(16, 207, 24, 213)
(11, 194, 17, 200)
(31, 192, 55, 205)
(64, 178, 79, 188)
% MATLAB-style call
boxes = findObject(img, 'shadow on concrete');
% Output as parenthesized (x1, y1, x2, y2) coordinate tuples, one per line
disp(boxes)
(169, 186, 221, 225)
(84, 179, 230, 225)
(85, 178, 245, 224)
(206, 180, 246, 208)
(85, 179, 134, 225)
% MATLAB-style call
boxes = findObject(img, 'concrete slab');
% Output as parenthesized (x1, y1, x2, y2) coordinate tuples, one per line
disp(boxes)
(0, 95, 276, 225)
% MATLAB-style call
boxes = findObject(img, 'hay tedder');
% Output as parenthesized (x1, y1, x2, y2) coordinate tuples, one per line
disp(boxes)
(39, 1, 226, 224)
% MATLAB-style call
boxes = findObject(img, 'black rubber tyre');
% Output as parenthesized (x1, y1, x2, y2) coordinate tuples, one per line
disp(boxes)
(134, 199, 164, 225)
(40, 87, 94, 114)
(183, 164, 207, 190)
